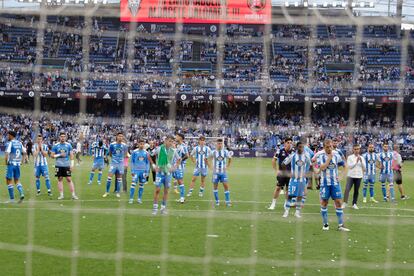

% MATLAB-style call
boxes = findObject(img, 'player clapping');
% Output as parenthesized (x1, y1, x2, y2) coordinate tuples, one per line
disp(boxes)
(151, 136, 180, 215)
(103, 133, 128, 198)
(281, 142, 311, 218)
(33, 134, 52, 196)
(88, 140, 107, 185)
(129, 140, 153, 204)
(51, 132, 78, 200)
(188, 136, 211, 197)
(207, 138, 233, 207)
(172, 133, 189, 203)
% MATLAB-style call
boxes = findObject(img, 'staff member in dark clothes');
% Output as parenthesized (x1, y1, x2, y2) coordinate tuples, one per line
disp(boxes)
(268, 137, 293, 210)
(147, 140, 157, 183)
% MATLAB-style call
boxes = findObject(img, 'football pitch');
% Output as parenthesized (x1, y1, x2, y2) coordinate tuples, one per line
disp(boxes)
(0, 157, 413, 276)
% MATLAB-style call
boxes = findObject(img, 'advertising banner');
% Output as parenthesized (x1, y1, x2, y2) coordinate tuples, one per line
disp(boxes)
(120, 0, 271, 24)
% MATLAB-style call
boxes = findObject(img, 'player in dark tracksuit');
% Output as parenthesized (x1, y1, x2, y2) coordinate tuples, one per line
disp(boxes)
(268, 137, 293, 210)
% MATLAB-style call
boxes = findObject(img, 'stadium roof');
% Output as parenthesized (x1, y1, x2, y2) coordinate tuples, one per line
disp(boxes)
(1, 0, 414, 23)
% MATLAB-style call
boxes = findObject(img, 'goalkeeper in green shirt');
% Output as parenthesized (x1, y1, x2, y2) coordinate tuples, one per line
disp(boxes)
(151, 135, 181, 215)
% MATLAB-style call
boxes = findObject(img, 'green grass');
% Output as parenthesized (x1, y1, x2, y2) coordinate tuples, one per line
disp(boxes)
(0, 157, 413, 275)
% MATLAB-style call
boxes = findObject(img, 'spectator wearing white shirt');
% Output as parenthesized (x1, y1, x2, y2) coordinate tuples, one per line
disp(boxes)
(392, 145, 408, 200)
(343, 145, 366, 209)
(76, 139, 82, 166)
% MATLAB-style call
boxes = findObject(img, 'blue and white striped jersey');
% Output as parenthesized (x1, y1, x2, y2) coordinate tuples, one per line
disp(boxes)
(283, 152, 311, 182)
(33, 143, 48, 167)
(191, 145, 211, 169)
(130, 149, 150, 172)
(51, 142, 72, 167)
(362, 152, 377, 176)
(109, 142, 128, 165)
(91, 143, 107, 161)
(211, 149, 232, 173)
(377, 151, 393, 174)
(5, 139, 26, 166)
(317, 151, 345, 186)
(175, 143, 189, 171)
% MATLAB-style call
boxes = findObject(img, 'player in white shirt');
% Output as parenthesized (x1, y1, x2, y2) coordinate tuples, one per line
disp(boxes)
(343, 144, 366, 209)
(188, 136, 211, 197)
(75, 140, 82, 166)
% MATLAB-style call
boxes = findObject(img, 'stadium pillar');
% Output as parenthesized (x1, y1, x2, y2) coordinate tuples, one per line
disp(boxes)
(396, 0, 403, 38)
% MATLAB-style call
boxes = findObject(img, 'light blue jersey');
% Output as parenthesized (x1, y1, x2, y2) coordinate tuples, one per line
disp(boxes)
(363, 152, 377, 176)
(283, 152, 311, 182)
(175, 143, 189, 171)
(131, 149, 150, 172)
(33, 144, 48, 167)
(109, 142, 128, 165)
(91, 142, 107, 162)
(211, 149, 232, 174)
(304, 146, 315, 159)
(5, 139, 25, 166)
(317, 151, 345, 186)
(51, 142, 73, 167)
(378, 151, 393, 175)
(191, 145, 211, 169)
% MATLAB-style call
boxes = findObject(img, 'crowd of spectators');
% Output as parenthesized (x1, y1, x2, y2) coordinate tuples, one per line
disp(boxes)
(1, 15, 414, 96)
(0, 103, 412, 157)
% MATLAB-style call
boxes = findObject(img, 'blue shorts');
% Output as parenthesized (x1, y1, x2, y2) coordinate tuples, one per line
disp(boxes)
(363, 174, 376, 184)
(288, 179, 306, 197)
(172, 170, 184, 180)
(132, 170, 147, 184)
(155, 172, 172, 188)
(92, 159, 105, 170)
(35, 165, 49, 178)
(320, 184, 342, 200)
(6, 164, 20, 180)
(193, 167, 208, 177)
(380, 173, 393, 183)
(109, 163, 125, 175)
(212, 172, 228, 184)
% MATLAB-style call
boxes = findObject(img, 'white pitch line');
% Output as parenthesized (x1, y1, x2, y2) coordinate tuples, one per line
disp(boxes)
(1, 206, 414, 219)
(1, 198, 413, 213)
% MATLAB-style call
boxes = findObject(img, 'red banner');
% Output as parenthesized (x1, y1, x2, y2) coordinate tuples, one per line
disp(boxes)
(120, 0, 271, 24)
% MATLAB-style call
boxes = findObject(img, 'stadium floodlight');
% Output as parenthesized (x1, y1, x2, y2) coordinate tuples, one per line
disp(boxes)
(284, 1, 289, 7)
(303, 1, 308, 7)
